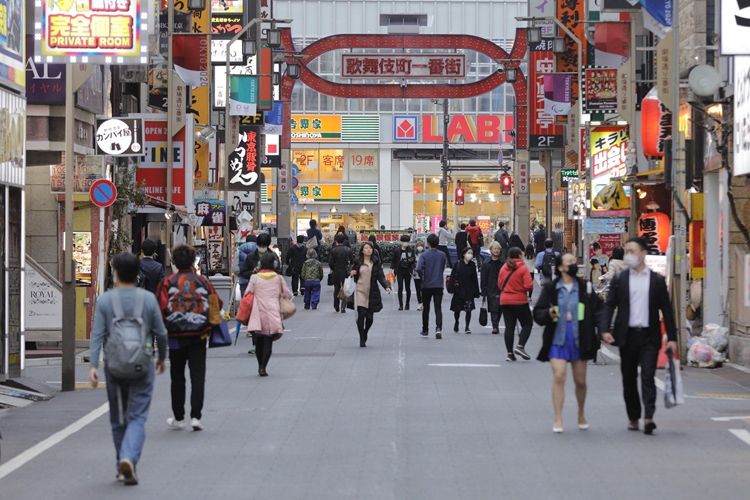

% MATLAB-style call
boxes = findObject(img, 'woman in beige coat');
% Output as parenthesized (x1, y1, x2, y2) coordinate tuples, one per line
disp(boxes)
(246, 253, 292, 376)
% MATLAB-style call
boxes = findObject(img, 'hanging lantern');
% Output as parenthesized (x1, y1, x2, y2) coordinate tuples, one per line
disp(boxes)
(637, 202, 671, 254)
(640, 88, 672, 158)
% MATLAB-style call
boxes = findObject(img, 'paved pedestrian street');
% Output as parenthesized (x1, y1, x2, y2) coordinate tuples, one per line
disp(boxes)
(2, 286, 750, 499)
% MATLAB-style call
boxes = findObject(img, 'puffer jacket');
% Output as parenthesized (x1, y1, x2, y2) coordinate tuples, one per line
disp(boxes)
(237, 241, 258, 285)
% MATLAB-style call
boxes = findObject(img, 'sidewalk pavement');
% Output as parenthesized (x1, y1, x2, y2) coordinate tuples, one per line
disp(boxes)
(2, 278, 750, 499)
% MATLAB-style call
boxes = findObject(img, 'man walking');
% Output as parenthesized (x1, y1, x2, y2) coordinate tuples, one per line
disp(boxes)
(138, 239, 164, 294)
(286, 235, 308, 296)
(436, 220, 453, 268)
(455, 223, 469, 259)
(535, 238, 559, 286)
(89, 252, 167, 485)
(329, 233, 354, 313)
(157, 244, 222, 433)
(306, 219, 323, 255)
(493, 221, 509, 263)
(534, 224, 546, 254)
(416, 234, 447, 339)
(466, 219, 483, 264)
(600, 237, 677, 435)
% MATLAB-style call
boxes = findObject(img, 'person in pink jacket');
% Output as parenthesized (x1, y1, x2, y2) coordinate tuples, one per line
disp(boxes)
(246, 253, 292, 376)
(498, 247, 535, 362)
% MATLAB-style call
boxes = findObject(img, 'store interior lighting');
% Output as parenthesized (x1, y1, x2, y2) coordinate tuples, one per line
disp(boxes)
(360, 206, 367, 213)
(330, 206, 338, 213)
(637, 188, 647, 199)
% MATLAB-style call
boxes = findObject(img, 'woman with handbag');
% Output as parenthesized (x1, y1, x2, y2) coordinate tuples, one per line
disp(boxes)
(498, 247, 534, 361)
(245, 253, 293, 376)
(533, 253, 602, 433)
(350, 241, 391, 347)
(481, 241, 504, 334)
(449, 246, 480, 334)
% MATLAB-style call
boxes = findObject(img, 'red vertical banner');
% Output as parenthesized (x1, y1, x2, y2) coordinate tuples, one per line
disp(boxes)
(529, 51, 564, 150)
(259, 45, 273, 110)
(556, 0, 587, 98)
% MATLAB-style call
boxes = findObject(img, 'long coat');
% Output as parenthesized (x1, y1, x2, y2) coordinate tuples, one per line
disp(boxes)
(533, 278, 602, 362)
(246, 272, 292, 340)
(480, 258, 503, 313)
(329, 244, 354, 284)
(353, 254, 389, 313)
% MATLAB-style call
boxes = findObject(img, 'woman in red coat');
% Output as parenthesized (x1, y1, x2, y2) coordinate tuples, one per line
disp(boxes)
(498, 247, 534, 362)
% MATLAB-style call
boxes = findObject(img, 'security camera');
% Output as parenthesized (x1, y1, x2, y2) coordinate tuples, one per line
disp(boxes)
(400, 80, 407, 89)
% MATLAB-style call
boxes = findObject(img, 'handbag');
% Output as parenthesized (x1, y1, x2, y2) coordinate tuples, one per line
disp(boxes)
(478, 297, 488, 326)
(235, 275, 256, 325)
(327, 273, 334, 286)
(209, 319, 232, 348)
(207, 294, 222, 326)
(279, 277, 296, 320)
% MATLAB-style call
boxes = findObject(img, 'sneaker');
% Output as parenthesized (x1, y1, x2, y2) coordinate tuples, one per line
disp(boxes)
(505, 352, 517, 362)
(465, 328, 471, 334)
(514, 346, 531, 360)
(118, 458, 138, 485)
(417, 303, 423, 311)
(435, 329, 442, 340)
(167, 418, 186, 430)
(293, 292, 299, 296)
(491, 328, 499, 334)
(420, 330, 429, 338)
(191, 418, 203, 431)
(116, 473, 125, 482)
(248, 348, 255, 354)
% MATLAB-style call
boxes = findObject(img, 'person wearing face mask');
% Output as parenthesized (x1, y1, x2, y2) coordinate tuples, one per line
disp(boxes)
(412, 241, 426, 310)
(448, 246, 480, 334)
(533, 253, 603, 433)
(600, 237, 677, 435)
(240, 233, 279, 280)
(481, 241, 505, 334)
(392, 234, 416, 310)
(498, 247, 534, 360)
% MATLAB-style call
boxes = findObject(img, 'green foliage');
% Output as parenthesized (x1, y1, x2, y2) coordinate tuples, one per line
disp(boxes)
(109, 162, 147, 256)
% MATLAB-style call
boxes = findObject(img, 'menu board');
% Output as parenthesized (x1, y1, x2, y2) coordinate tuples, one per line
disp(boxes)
(73, 232, 92, 286)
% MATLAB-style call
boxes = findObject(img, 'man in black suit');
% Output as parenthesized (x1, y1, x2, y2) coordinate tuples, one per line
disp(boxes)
(454, 223, 468, 258)
(600, 237, 677, 435)
(139, 239, 165, 294)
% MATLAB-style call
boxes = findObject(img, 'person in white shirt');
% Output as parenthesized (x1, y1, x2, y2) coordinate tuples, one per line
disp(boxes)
(600, 237, 677, 435)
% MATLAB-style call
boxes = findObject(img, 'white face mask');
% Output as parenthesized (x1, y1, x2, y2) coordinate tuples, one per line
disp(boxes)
(258, 247, 268, 254)
(416, 246, 424, 253)
(623, 254, 641, 269)
(465, 253, 473, 261)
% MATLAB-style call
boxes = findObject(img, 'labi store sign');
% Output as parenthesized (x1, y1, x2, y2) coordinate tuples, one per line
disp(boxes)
(418, 114, 514, 143)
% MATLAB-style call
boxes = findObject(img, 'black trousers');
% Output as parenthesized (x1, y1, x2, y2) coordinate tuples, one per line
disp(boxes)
(501, 304, 533, 353)
(169, 336, 206, 420)
(396, 269, 412, 307)
(438, 245, 452, 267)
(254, 335, 273, 369)
(620, 329, 660, 421)
(290, 271, 302, 294)
(356, 307, 375, 343)
(414, 278, 423, 303)
(333, 279, 344, 311)
(454, 309, 472, 329)
(421, 288, 443, 332)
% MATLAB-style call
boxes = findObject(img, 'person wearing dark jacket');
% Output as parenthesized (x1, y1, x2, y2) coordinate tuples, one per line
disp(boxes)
(306, 219, 324, 254)
(329, 233, 354, 313)
(534, 224, 546, 254)
(493, 222, 510, 263)
(416, 234, 447, 339)
(449, 246, 480, 334)
(481, 241, 504, 334)
(455, 223, 469, 258)
(498, 247, 534, 361)
(391, 234, 416, 310)
(335, 225, 351, 247)
(139, 239, 164, 294)
(508, 233, 526, 253)
(367, 234, 382, 261)
(466, 220, 483, 264)
(533, 252, 602, 434)
(599, 237, 677, 435)
(350, 241, 391, 347)
(285, 235, 308, 296)
(240, 233, 277, 280)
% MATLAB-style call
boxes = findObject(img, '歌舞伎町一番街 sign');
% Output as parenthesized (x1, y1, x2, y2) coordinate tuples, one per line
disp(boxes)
(36, 0, 149, 64)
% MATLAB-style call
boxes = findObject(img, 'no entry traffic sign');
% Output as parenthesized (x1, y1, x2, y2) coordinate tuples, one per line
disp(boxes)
(90, 179, 118, 208)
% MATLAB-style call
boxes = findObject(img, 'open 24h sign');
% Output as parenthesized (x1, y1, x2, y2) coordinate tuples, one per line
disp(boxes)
(36, 0, 150, 64)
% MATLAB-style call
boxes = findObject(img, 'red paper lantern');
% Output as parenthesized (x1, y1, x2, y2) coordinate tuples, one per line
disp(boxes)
(640, 89, 672, 158)
(637, 211, 671, 254)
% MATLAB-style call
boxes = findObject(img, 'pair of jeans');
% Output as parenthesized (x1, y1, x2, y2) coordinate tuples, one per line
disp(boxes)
(501, 304, 533, 353)
(421, 288, 443, 332)
(438, 245, 452, 267)
(396, 268, 412, 307)
(620, 328, 660, 421)
(491, 310, 503, 329)
(304, 280, 321, 308)
(105, 364, 155, 470)
(169, 336, 206, 421)
(254, 334, 273, 368)
(356, 307, 375, 344)
(414, 279, 423, 304)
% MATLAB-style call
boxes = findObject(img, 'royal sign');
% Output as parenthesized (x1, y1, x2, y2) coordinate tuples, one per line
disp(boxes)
(35, 0, 149, 64)
(342, 54, 465, 79)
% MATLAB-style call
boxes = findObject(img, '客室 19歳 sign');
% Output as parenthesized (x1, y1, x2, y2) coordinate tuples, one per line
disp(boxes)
(36, 0, 149, 64)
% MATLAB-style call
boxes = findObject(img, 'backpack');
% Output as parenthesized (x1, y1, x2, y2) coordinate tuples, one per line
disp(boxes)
(104, 290, 152, 380)
(163, 273, 211, 335)
(136, 270, 147, 289)
(305, 235, 318, 249)
(541, 251, 557, 278)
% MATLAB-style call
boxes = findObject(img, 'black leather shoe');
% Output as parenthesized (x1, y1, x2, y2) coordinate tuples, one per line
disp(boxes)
(644, 421, 657, 435)
(259, 367, 268, 377)
(398, 306, 403, 311)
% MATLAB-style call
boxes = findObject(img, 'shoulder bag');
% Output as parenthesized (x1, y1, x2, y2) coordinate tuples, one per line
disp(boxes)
(499, 267, 517, 295)
(235, 275, 256, 325)
(279, 276, 296, 320)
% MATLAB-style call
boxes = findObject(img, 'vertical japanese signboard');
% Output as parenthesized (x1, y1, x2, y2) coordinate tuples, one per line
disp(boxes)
(529, 49, 564, 150)
(556, 0, 587, 93)
(590, 126, 629, 213)
(228, 125, 261, 191)
(35, 0, 149, 64)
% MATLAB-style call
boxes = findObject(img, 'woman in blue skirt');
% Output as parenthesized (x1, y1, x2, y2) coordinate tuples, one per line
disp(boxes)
(533, 253, 603, 434)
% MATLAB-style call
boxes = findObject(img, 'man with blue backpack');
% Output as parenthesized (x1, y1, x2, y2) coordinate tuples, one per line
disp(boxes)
(89, 252, 168, 486)
(535, 238, 560, 286)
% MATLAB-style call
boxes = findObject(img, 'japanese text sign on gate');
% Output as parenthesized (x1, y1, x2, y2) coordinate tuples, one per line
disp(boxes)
(342, 54, 466, 79)
(36, 0, 149, 64)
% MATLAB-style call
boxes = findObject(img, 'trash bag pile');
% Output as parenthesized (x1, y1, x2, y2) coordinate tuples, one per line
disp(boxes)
(687, 324, 728, 368)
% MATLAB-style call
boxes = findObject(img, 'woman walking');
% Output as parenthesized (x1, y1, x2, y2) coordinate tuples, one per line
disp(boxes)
(392, 234, 416, 310)
(481, 241, 504, 334)
(413, 240, 425, 310)
(533, 253, 602, 433)
(245, 253, 292, 376)
(498, 247, 534, 361)
(449, 246, 480, 334)
(524, 244, 537, 299)
(350, 241, 391, 347)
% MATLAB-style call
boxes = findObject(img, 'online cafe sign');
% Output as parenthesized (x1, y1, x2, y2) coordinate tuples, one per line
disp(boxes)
(418, 115, 514, 143)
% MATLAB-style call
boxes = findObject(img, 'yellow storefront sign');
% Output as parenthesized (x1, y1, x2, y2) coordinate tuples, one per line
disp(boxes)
(295, 184, 342, 203)
(291, 115, 342, 141)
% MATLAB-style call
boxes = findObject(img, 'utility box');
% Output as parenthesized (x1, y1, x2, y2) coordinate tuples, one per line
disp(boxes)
(209, 275, 233, 311)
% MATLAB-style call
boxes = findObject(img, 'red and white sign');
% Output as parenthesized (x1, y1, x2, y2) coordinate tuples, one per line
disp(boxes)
(529, 51, 564, 149)
(342, 54, 465, 79)
(394, 116, 418, 141)
(135, 117, 192, 207)
(421, 115, 514, 143)
(278, 162, 289, 193)
(517, 161, 529, 194)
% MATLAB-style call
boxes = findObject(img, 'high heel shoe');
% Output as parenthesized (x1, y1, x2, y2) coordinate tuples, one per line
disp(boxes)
(258, 367, 268, 377)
